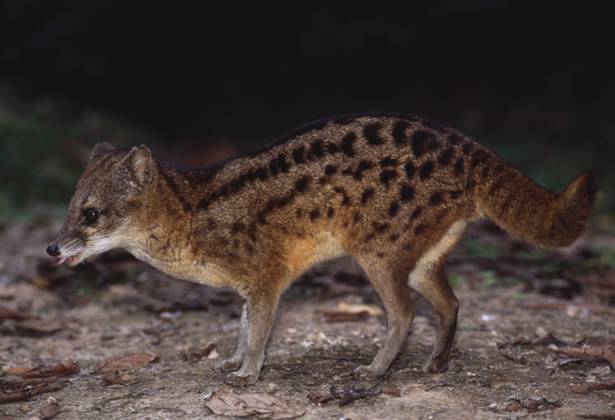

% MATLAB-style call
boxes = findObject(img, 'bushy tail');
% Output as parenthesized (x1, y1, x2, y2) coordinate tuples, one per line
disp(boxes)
(475, 155, 597, 248)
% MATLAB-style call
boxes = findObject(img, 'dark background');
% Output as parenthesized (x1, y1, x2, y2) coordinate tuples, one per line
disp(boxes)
(1, 0, 613, 217)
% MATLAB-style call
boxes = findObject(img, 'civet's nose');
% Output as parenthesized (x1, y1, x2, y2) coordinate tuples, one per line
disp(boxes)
(46, 242, 61, 257)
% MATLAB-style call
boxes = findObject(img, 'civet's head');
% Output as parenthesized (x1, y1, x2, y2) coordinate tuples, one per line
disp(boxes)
(46, 143, 154, 266)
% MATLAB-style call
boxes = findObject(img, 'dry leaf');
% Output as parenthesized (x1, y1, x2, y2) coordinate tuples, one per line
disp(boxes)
(21, 361, 79, 379)
(0, 377, 68, 404)
(570, 381, 615, 394)
(102, 371, 139, 386)
(204, 392, 305, 419)
(337, 302, 383, 317)
(557, 345, 615, 365)
(4, 367, 30, 376)
(96, 352, 158, 373)
(13, 319, 63, 336)
(0, 305, 30, 321)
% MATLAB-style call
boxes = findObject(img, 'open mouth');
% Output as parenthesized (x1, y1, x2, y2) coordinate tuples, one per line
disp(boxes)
(55, 254, 83, 267)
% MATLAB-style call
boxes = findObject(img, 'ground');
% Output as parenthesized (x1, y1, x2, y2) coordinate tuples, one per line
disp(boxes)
(0, 217, 614, 419)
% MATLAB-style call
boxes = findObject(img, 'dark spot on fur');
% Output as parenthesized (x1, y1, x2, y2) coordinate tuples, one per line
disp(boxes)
(400, 184, 414, 201)
(354, 160, 374, 180)
(376, 252, 385, 258)
(246, 169, 258, 182)
(325, 164, 337, 176)
(276, 192, 296, 208)
(448, 133, 464, 145)
(277, 153, 291, 172)
(207, 218, 216, 229)
(352, 211, 362, 223)
(415, 224, 428, 234)
(380, 157, 397, 167)
(342, 166, 353, 176)
(295, 208, 304, 218)
(412, 130, 439, 157)
(380, 170, 398, 186)
(388, 201, 400, 217)
(410, 206, 423, 220)
(419, 161, 434, 180)
(327, 207, 334, 218)
(450, 190, 462, 199)
(230, 175, 246, 193)
(470, 149, 488, 168)
(454, 158, 465, 176)
(309, 139, 325, 159)
(309, 208, 321, 221)
(361, 187, 375, 204)
(388, 233, 399, 242)
(292, 146, 306, 164)
(326, 142, 339, 154)
(269, 159, 280, 176)
(404, 161, 415, 179)
(231, 222, 244, 234)
(366, 233, 376, 241)
(295, 176, 311, 192)
(373, 222, 390, 233)
(255, 167, 268, 181)
(363, 123, 385, 145)
(392, 120, 410, 145)
(437, 147, 454, 166)
(341, 132, 356, 156)
(430, 192, 444, 205)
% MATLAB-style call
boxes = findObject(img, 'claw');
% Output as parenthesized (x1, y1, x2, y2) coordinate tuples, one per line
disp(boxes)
(215, 357, 243, 372)
(225, 371, 258, 386)
(352, 365, 382, 381)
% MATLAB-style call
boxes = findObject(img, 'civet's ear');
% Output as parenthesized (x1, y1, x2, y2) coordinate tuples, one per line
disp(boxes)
(120, 145, 154, 186)
(89, 142, 115, 161)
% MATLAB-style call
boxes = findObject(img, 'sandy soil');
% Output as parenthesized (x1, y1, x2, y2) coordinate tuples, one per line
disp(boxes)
(0, 218, 614, 419)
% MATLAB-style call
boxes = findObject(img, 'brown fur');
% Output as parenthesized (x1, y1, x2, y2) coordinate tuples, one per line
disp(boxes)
(48, 112, 597, 384)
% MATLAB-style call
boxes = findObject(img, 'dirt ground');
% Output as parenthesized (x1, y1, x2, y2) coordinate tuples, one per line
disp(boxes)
(0, 217, 614, 419)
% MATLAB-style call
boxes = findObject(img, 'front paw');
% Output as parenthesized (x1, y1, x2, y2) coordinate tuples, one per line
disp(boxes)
(225, 370, 259, 386)
(352, 365, 382, 381)
(215, 357, 243, 372)
(422, 358, 449, 373)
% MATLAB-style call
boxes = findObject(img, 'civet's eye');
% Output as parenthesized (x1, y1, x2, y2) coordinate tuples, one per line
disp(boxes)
(84, 208, 100, 224)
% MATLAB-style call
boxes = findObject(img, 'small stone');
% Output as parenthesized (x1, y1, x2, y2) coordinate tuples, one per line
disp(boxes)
(535, 326, 548, 337)
(266, 382, 279, 393)
(207, 349, 219, 360)
(503, 400, 521, 412)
